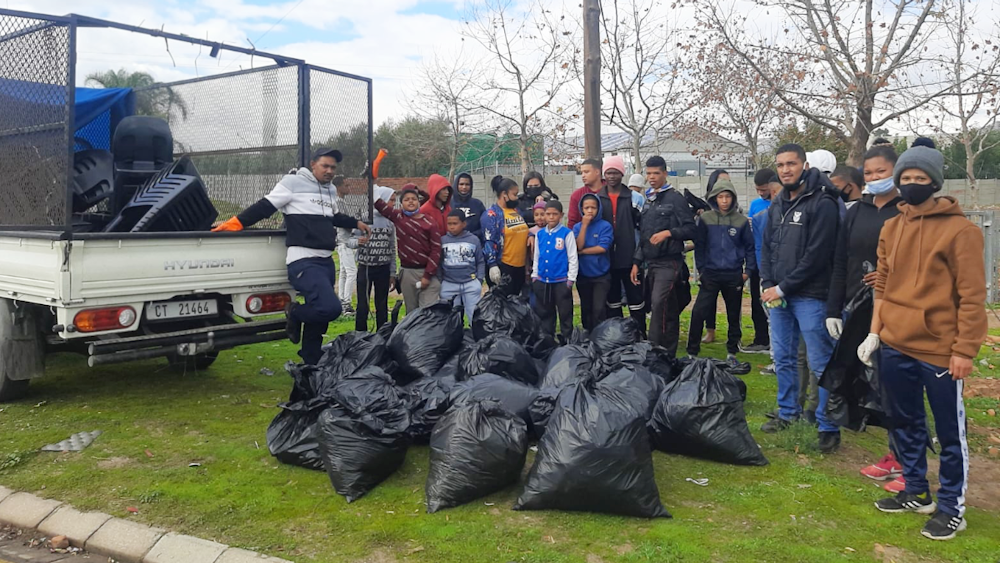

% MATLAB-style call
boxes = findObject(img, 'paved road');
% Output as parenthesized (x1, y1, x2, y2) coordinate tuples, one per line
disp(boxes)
(0, 538, 91, 562)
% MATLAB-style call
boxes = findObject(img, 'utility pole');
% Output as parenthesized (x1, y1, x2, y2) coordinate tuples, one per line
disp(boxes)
(583, 0, 601, 160)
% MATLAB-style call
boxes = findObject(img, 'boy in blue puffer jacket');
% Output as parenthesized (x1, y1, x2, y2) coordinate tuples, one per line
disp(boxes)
(573, 193, 614, 330)
(687, 178, 756, 366)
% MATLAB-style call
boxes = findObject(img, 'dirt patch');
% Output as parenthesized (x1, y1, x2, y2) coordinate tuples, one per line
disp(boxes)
(353, 548, 399, 563)
(966, 377, 1000, 399)
(614, 543, 634, 555)
(96, 456, 132, 469)
(586, 554, 607, 563)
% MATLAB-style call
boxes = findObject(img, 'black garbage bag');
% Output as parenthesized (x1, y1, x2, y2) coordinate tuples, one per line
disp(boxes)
(597, 365, 664, 421)
(286, 362, 331, 406)
(598, 342, 678, 385)
(266, 402, 324, 470)
(524, 332, 559, 362)
(590, 317, 642, 354)
(649, 358, 768, 466)
(449, 374, 549, 432)
(425, 400, 528, 513)
(514, 379, 669, 518)
(569, 327, 590, 345)
(676, 355, 750, 383)
(459, 334, 539, 385)
(315, 367, 411, 502)
(540, 344, 597, 389)
(683, 188, 711, 213)
(317, 331, 392, 380)
(374, 301, 404, 340)
(403, 377, 451, 443)
(387, 302, 464, 384)
(472, 291, 539, 344)
(819, 287, 886, 431)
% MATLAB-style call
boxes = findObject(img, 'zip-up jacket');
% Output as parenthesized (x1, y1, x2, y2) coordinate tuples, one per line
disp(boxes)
(373, 199, 441, 279)
(418, 174, 452, 235)
(533, 225, 578, 283)
(573, 194, 614, 278)
(451, 173, 486, 239)
(440, 230, 486, 284)
(760, 168, 840, 300)
(237, 167, 358, 250)
(634, 186, 696, 266)
(599, 185, 641, 270)
(826, 194, 902, 317)
(481, 203, 508, 267)
(694, 180, 756, 277)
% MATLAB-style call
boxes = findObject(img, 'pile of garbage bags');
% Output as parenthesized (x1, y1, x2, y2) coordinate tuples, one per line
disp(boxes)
(265, 295, 767, 515)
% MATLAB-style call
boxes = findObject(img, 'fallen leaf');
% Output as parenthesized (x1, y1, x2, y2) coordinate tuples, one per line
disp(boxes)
(797, 484, 812, 489)
(988, 409, 997, 417)
(50, 535, 69, 549)
(126, 506, 139, 514)
(408, 547, 425, 554)
(988, 435, 1000, 445)
(144, 449, 154, 458)
(988, 447, 999, 457)
(542, 535, 556, 544)
(844, 546, 855, 553)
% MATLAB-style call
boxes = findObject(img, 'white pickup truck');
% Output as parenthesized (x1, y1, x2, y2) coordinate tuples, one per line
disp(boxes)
(0, 8, 374, 401)
(0, 230, 294, 400)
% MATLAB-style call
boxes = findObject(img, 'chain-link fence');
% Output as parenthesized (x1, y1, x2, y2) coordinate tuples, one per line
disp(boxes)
(0, 12, 71, 228)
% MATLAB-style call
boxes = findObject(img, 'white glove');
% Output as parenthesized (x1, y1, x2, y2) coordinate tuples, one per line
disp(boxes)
(857, 333, 880, 367)
(415, 280, 423, 290)
(825, 318, 844, 340)
(489, 266, 502, 284)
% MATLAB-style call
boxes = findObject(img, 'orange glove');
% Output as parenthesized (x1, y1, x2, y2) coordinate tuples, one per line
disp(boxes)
(211, 216, 244, 232)
(372, 148, 388, 180)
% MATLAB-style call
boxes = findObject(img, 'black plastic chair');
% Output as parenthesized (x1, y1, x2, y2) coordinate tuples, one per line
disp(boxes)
(104, 156, 218, 233)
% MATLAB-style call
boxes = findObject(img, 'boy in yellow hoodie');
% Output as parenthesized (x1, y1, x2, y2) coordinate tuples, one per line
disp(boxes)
(857, 146, 986, 541)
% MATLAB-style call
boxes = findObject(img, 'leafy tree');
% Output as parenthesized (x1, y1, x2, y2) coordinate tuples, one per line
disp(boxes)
(85, 68, 188, 120)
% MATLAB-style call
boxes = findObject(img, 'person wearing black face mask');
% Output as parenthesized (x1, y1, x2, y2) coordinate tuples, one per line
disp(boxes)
(482, 175, 531, 296)
(857, 145, 986, 541)
(830, 166, 864, 208)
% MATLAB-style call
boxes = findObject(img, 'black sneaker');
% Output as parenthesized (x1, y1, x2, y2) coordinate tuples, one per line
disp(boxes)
(818, 430, 840, 453)
(921, 511, 967, 541)
(741, 343, 771, 354)
(285, 302, 302, 345)
(875, 491, 937, 514)
(726, 354, 751, 375)
(804, 410, 817, 425)
(760, 364, 776, 376)
(761, 416, 796, 433)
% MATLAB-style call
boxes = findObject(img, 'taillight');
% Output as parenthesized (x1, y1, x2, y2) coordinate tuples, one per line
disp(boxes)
(246, 292, 291, 314)
(74, 306, 137, 333)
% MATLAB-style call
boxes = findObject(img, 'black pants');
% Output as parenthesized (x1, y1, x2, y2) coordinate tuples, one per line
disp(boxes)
(355, 263, 391, 332)
(687, 271, 743, 356)
(749, 269, 769, 345)
(488, 262, 526, 298)
(606, 266, 647, 337)
(287, 257, 342, 365)
(646, 260, 683, 357)
(577, 274, 610, 331)
(533, 280, 573, 341)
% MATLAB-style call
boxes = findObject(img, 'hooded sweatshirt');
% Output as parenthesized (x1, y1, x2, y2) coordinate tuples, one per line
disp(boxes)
(440, 229, 486, 284)
(237, 167, 359, 264)
(572, 193, 614, 278)
(418, 174, 452, 234)
(373, 198, 441, 279)
(450, 173, 486, 239)
(825, 193, 902, 317)
(599, 182, 641, 270)
(875, 196, 987, 365)
(694, 179, 756, 277)
(351, 185, 397, 267)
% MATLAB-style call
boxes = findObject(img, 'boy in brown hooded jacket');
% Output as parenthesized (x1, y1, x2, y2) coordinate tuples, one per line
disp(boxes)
(857, 146, 986, 541)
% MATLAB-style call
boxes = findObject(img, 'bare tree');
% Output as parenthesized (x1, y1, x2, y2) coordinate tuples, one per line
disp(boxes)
(599, 0, 691, 171)
(688, 39, 784, 169)
(462, 0, 575, 175)
(409, 51, 484, 179)
(923, 0, 1000, 207)
(695, 0, 949, 165)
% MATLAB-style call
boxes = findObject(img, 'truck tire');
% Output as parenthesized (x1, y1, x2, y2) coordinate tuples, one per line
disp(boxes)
(0, 299, 45, 402)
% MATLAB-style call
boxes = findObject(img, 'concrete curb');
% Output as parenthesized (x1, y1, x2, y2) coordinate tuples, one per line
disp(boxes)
(0, 488, 294, 563)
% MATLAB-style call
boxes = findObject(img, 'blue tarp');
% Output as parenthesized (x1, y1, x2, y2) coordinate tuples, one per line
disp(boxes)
(73, 87, 135, 150)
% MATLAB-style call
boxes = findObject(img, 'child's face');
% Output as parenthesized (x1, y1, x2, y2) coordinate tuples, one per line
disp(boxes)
(437, 187, 451, 205)
(582, 198, 599, 219)
(533, 207, 546, 225)
(446, 216, 465, 236)
(401, 193, 420, 212)
(716, 192, 733, 212)
(545, 208, 562, 228)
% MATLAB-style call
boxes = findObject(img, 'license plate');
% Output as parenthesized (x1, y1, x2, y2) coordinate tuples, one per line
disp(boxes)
(146, 299, 218, 321)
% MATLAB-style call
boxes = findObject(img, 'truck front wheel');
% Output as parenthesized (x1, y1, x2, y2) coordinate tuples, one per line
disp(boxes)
(0, 299, 44, 402)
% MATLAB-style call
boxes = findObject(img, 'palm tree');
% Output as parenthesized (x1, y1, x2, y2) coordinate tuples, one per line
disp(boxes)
(85, 69, 188, 121)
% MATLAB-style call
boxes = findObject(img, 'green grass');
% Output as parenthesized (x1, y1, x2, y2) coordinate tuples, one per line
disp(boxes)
(1, 309, 999, 563)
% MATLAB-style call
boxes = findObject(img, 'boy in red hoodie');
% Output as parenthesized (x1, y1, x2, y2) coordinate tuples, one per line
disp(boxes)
(375, 185, 442, 313)
(419, 174, 452, 235)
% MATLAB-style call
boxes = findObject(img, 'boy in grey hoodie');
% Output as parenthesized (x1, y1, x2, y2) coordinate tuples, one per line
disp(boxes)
(439, 209, 486, 321)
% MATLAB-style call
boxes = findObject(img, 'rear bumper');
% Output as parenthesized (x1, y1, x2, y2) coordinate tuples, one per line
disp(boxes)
(86, 319, 286, 366)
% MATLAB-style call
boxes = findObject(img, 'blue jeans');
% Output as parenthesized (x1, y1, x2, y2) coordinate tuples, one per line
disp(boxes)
(440, 279, 482, 322)
(770, 296, 838, 432)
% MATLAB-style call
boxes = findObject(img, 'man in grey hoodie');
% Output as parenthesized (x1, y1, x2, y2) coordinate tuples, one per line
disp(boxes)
(439, 209, 486, 320)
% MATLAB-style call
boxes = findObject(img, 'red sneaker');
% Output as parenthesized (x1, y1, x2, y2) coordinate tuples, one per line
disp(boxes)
(883, 476, 906, 493)
(860, 453, 902, 481)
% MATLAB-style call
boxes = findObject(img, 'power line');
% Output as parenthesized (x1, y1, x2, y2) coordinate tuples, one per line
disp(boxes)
(220, 0, 306, 71)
